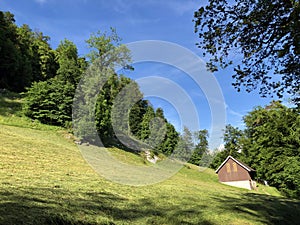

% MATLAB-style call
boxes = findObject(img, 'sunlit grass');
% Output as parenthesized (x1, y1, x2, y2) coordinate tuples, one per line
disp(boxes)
(1, 92, 300, 224)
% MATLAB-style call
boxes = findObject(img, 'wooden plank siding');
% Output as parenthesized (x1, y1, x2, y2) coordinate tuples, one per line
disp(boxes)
(217, 158, 252, 182)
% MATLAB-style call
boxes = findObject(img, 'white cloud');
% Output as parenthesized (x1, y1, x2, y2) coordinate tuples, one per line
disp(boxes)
(165, 1, 201, 16)
(111, 0, 201, 17)
(35, 0, 47, 4)
(112, 0, 131, 13)
(225, 103, 243, 118)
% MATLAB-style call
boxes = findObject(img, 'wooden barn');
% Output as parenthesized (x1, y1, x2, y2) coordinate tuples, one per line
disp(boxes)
(215, 156, 256, 190)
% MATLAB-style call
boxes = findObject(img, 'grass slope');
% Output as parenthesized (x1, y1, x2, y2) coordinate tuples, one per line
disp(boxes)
(1, 92, 300, 225)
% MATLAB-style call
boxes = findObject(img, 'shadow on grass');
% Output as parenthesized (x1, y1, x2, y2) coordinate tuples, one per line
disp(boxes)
(1, 184, 299, 225)
(0, 186, 213, 225)
(0, 93, 22, 116)
(211, 192, 300, 225)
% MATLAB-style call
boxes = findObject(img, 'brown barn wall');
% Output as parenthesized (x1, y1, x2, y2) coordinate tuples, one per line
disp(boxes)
(218, 158, 251, 182)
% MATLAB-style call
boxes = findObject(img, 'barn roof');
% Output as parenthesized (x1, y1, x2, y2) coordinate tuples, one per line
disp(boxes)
(215, 155, 255, 173)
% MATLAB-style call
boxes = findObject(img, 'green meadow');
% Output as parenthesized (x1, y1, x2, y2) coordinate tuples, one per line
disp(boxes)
(1, 93, 300, 225)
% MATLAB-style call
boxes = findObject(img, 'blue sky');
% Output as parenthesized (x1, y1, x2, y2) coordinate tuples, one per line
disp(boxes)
(1, 0, 280, 149)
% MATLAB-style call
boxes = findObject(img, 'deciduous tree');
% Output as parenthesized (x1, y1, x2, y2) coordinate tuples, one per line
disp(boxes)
(194, 0, 300, 104)
(189, 129, 209, 165)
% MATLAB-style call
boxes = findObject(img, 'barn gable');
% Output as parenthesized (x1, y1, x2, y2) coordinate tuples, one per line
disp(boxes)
(215, 156, 255, 173)
(216, 156, 256, 190)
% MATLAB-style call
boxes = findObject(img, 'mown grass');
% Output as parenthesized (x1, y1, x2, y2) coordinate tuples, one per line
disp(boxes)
(1, 92, 300, 224)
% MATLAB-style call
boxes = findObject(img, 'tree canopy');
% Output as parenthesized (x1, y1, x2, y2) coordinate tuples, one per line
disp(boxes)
(189, 129, 209, 165)
(12, 14, 179, 154)
(210, 125, 243, 169)
(240, 101, 300, 198)
(0, 11, 57, 92)
(194, 0, 300, 104)
(211, 102, 300, 198)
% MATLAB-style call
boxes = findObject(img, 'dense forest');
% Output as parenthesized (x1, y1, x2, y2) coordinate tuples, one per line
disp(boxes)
(1, 10, 299, 199)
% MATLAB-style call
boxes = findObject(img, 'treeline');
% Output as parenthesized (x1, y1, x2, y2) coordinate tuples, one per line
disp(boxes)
(0, 10, 210, 160)
(0, 11, 189, 157)
(0, 11, 59, 92)
(211, 101, 300, 198)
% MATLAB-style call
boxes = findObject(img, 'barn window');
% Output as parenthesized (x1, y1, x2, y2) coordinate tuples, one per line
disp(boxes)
(232, 162, 237, 172)
(226, 163, 231, 173)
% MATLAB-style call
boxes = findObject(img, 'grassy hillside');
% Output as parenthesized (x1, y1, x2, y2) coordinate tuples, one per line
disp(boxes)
(1, 92, 300, 225)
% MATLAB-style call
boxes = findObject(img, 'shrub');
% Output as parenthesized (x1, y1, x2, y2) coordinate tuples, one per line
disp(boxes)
(23, 78, 75, 126)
